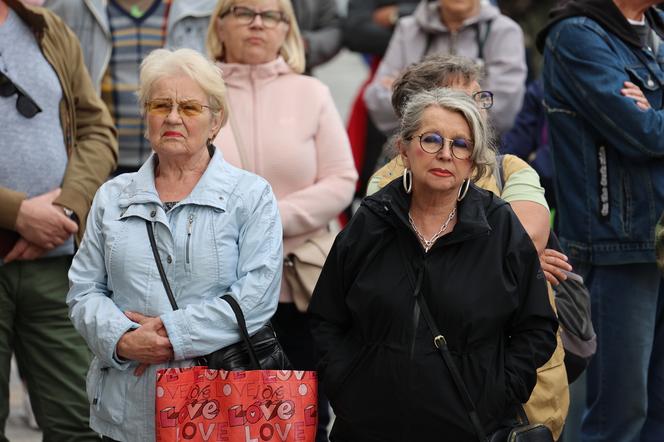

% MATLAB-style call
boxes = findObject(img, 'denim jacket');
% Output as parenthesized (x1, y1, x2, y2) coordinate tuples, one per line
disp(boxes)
(67, 149, 283, 441)
(542, 13, 664, 265)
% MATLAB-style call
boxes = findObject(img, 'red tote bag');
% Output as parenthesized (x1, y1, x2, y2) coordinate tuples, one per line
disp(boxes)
(155, 367, 318, 441)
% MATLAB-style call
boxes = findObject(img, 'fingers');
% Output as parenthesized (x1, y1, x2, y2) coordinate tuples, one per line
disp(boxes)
(134, 363, 149, 377)
(544, 270, 560, 286)
(380, 76, 395, 89)
(16, 243, 47, 261)
(124, 311, 153, 324)
(541, 248, 569, 262)
(4, 238, 29, 263)
(43, 187, 62, 202)
(621, 81, 651, 110)
(62, 216, 79, 234)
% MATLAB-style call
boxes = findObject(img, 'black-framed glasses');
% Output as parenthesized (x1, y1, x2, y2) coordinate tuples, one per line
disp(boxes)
(145, 98, 215, 117)
(472, 90, 494, 110)
(0, 72, 42, 119)
(219, 5, 289, 28)
(407, 132, 474, 160)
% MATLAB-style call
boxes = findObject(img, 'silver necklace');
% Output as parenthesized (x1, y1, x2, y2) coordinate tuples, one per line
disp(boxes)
(408, 207, 457, 253)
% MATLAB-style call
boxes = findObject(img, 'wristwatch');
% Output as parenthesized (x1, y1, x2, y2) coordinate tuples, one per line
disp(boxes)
(60, 206, 79, 225)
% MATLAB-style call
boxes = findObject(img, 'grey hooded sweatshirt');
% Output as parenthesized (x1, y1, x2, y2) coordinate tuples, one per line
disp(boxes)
(364, 0, 526, 135)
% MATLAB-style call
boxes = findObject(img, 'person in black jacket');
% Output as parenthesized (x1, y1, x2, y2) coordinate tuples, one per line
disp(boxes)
(309, 88, 558, 441)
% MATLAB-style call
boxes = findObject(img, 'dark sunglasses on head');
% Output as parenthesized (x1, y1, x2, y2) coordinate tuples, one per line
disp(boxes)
(0, 72, 42, 119)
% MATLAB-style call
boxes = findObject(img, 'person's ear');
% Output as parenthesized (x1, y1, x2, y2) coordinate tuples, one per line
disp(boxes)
(209, 111, 223, 140)
(397, 139, 410, 169)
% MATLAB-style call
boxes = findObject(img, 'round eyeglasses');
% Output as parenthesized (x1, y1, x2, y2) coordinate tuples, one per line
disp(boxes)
(472, 90, 494, 110)
(219, 6, 289, 29)
(145, 99, 214, 117)
(407, 132, 474, 160)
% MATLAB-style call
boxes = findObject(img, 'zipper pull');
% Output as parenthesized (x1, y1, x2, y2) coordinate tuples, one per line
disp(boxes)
(187, 214, 194, 236)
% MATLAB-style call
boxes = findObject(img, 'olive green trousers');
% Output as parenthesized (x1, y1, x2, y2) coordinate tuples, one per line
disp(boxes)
(0, 255, 98, 441)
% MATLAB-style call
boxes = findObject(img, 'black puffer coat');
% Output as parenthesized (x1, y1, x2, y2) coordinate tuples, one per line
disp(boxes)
(309, 180, 558, 441)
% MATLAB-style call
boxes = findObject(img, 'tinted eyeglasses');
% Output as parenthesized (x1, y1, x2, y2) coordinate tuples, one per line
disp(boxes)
(145, 99, 214, 117)
(407, 132, 474, 160)
(219, 5, 289, 29)
(0, 73, 42, 119)
(472, 90, 494, 110)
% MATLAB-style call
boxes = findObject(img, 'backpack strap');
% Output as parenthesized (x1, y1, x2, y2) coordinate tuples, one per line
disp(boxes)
(474, 19, 494, 62)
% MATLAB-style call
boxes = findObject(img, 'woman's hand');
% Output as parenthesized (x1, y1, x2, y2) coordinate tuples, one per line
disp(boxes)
(539, 248, 573, 286)
(621, 81, 651, 110)
(116, 311, 172, 376)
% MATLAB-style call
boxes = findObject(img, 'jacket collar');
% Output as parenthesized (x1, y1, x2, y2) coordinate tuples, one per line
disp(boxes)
(5, 0, 46, 41)
(536, 0, 664, 52)
(414, 0, 500, 34)
(363, 178, 494, 248)
(117, 147, 232, 215)
(217, 56, 292, 84)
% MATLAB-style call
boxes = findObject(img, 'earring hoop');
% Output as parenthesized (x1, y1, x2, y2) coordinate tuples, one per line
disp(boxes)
(403, 168, 412, 194)
(457, 178, 470, 201)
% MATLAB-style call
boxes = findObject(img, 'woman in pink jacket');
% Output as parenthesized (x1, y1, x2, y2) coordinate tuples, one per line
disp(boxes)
(207, 1, 357, 440)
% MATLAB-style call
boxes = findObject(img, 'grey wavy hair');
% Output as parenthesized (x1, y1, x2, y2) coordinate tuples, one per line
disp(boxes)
(398, 88, 496, 181)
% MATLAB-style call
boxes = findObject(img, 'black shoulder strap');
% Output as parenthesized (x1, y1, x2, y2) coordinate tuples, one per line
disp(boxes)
(475, 19, 494, 61)
(422, 32, 435, 58)
(147, 221, 179, 310)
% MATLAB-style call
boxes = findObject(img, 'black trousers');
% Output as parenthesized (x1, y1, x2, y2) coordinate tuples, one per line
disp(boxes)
(272, 302, 330, 442)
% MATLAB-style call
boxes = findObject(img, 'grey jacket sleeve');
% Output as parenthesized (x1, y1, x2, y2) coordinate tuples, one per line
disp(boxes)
(344, 0, 417, 55)
(297, 0, 342, 70)
(483, 17, 528, 134)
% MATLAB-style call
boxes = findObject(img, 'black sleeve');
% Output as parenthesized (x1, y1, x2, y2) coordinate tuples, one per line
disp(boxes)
(343, 0, 415, 55)
(503, 210, 558, 404)
(299, 0, 342, 69)
(308, 232, 352, 366)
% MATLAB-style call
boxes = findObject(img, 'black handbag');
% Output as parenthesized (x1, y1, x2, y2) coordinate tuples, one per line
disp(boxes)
(413, 268, 554, 442)
(146, 221, 291, 371)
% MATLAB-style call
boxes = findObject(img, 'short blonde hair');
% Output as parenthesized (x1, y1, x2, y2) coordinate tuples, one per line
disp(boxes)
(206, 0, 306, 74)
(138, 48, 229, 129)
(399, 88, 496, 181)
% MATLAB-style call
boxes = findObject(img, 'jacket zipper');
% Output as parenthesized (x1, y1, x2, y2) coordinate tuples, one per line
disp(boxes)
(186, 214, 194, 264)
(93, 367, 108, 411)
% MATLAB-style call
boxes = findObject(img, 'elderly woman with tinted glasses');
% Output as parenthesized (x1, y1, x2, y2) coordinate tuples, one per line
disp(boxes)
(207, 1, 357, 440)
(309, 88, 558, 441)
(66, 48, 283, 441)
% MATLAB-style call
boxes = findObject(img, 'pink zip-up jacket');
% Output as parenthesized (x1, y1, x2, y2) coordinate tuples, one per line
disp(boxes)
(213, 57, 358, 302)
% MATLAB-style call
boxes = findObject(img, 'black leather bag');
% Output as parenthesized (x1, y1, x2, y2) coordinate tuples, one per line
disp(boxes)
(487, 406, 554, 442)
(146, 221, 290, 371)
(488, 423, 554, 442)
(414, 266, 553, 442)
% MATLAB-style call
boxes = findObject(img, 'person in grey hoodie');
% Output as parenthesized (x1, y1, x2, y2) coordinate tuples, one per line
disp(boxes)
(364, 0, 526, 136)
(291, 0, 342, 72)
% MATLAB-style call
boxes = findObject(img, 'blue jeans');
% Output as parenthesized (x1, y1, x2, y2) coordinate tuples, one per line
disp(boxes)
(573, 263, 664, 442)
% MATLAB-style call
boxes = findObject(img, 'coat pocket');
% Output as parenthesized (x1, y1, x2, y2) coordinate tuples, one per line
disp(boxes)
(86, 357, 127, 424)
